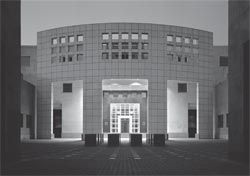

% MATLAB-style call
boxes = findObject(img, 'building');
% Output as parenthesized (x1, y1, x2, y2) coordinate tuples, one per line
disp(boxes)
(21, 23, 228, 141)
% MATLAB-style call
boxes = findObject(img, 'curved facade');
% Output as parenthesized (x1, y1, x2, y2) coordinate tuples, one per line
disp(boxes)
(37, 23, 214, 139)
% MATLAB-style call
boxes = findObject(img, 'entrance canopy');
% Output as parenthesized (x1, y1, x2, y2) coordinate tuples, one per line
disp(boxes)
(102, 79, 148, 91)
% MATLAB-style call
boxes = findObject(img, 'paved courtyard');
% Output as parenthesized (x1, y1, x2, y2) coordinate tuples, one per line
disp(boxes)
(7, 139, 249, 175)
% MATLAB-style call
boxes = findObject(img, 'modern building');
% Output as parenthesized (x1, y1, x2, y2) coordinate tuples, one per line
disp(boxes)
(21, 23, 228, 140)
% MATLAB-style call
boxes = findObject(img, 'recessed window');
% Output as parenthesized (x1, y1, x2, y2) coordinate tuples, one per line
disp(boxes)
(102, 33, 109, 40)
(112, 42, 119, 49)
(184, 47, 190, 53)
(132, 52, 139, 59)
(176, 46, 182, 52)
(77, 54, 83, 61)
(68, 35, 74, 43)
(142, 43, 148, 50)
(102, 52, 109, 59)
(177, 56, 182, 62)
(122, 52, 129, 59)
(219, 56, 228, 66)
(68, 55, 73, 62)
(184, 37, 190, 44)
(121, 33, 129, 40)
(51, 56, 57, 64)
(59, 46, 66, 53)
(131, 42, 139, 49)
(77, 35, 83, 42)
(63, 83, 72, 93)
(77, 44, 83, 51)
(184, 57, 188, 62)
(59, 55, 66, 62)
(218, 114, 224, 128)
(193, 39, 198, 45)
(178, 83, 187, 92)
(167, 35, 173, 42)
(52, 38, 57, 45)
(176, 36, 182, 43)
(26, 115, 31, 128)
(226, 113, 229, 127)
(102, 43, 109, 50)
(141, 52, 148, 59)
(112, 52, 119, 59)
(141, 33, 148, 40)
(60, 37, 66, 44)
(21, 56, 30, 67)
(167, 44, 173, 51)
(122, 42, 129, 49)
(112, 33, 119, 40)
(68, 45, 75, 52)
(132, 33, 138, 40)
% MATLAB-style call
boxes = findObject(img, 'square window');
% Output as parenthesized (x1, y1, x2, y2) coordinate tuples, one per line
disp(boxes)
(68, 35, 74, 43)
(112, 33, 119, 40)
(176, 36, 182, 43)
(77, 35, 83, 42)
(176, 46, 182, 52)
(193, 39, 198, 45)
(132, 52, 138, 59)
(68, 45, 75, 52)
(219, 56, 228, 66)
(112, 42, 119, 49)
(102, 33, 109, 40)
(77, 54, 83, 61)
(77, 44, 83, 51)
(167, 44, 173, 51)
(122, 42, 129, 49)
(131, 42, 138, 49)
(59, 46, 66, 53)
(218, 114, 224, 128)
(178, 83, 187, 92)
(142, 43, 148, 49)
(184, 37, 190, 44)
(167, 35, 173, 42)
(68, 55, 73, 62)
(122, 52, 129, 59)
(141, 33, 148, 40)
(141, 52, 148, 59)
(52, 38, 58, 45)
(131, 33, 138, 40)
(102, 52, 109, 59)
(63, 83, 72, 93)
(121, 33, 129, 39)
(112, 52, 119, 59)
(60, 37, 66, 44)
(102, 43, 109, 50)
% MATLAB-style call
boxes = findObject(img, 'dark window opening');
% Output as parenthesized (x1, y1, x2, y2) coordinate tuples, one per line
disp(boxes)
(122, 42, 129, 49)
(178, 83, 187, 92)
(112, 52, 119, 59)
(21, 56, 30, 67)
(112, 42, 119, 49)
(26, 115, 32, 128)
(218, 114, 224, 128)
(131, 42, 138, 49)
(132, 52, 138, 59)
(219, 56, 228, 66)
(68, 55, 73, 62)
(20, 114, 23, 128)
(122, 52, 129, 59)
(63, 83, 72, 93)
(102, 52, 109, 59)
(141, 52, 148, 59)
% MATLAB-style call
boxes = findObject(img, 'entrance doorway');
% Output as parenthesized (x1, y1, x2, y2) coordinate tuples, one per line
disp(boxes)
(121, 118, 129, 133)
(53, 109, 62, 138)
(188, 109, 197, 138)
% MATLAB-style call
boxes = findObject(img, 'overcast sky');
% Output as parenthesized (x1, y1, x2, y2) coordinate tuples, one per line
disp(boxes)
(21, 0, 228, 45)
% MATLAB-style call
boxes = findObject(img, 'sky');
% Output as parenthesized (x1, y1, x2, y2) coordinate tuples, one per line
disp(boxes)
(21, 0, 228, 45)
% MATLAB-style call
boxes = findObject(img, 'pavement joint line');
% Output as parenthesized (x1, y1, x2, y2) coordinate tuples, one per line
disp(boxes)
(109, 148, 119, 160)
(130, 147, 141, 160)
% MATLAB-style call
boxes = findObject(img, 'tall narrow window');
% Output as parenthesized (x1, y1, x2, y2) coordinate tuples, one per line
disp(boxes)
(68, 55, 73, 62)
(218, 115, 224, 128)
(193, 39, 198, 45)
